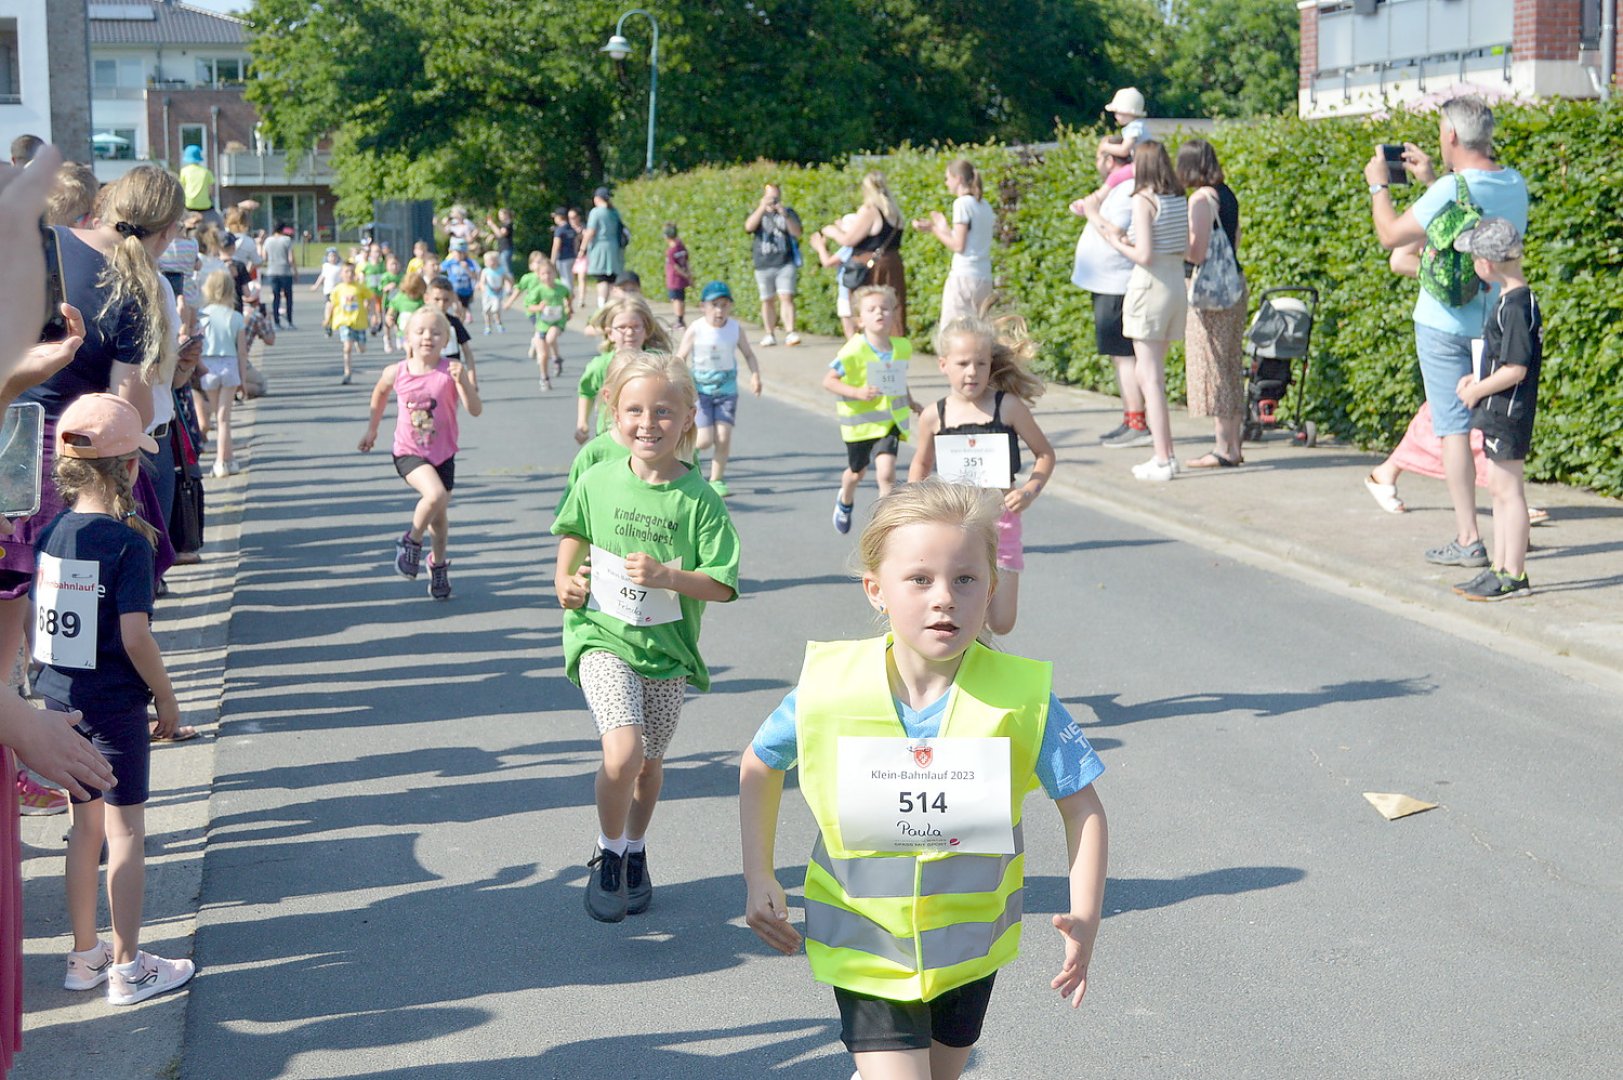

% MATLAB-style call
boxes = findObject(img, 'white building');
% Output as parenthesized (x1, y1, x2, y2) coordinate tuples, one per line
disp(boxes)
(0, 0, 92, 160)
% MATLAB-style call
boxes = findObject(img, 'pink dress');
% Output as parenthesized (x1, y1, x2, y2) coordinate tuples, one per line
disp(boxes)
(1387, 402, 1490, 487)
(1, 747, 21, 1076)
(391, 357, 461, 465)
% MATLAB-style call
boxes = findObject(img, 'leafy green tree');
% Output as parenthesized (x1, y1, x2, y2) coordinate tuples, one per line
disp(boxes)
(1164, 0, 1299, 118)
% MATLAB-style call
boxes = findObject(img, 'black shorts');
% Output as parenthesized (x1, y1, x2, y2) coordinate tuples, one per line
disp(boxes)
(394, 454, 456, 491)
(667, 287, 687, 302)
(834, 973, 996, 1053)
(1471, 403, 1534, 463)
(1092, 292, 1133, 356)
(162, 271, 186, 298)
(594, 273, 617, 285)
(46, 697, 151, 807)
(845, 429, 902, 473)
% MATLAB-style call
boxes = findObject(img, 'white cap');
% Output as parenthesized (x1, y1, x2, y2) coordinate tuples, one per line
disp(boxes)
(1106, 87, 1147, 116)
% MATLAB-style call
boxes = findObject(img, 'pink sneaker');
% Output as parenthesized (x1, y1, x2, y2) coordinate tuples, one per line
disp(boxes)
(63, 940, 114, 990)
(18, 771, 69, 816)
(107, 951, 195, 1006)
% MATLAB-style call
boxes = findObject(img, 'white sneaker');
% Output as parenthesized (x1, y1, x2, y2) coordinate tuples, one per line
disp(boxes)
(784, 331, 802, 346)
(63, 940, 114, 990)
(106, 950, 195, 1006)
(759, 333, 777, 347)
(1132, 456, 1178, 482)
(226, 460, 241, 475)
(211, 459, 229, 479)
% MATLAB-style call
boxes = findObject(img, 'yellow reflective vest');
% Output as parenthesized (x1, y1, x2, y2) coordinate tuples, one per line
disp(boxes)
(833, 336, 912, 443)
(794, 635, 1050, 1002)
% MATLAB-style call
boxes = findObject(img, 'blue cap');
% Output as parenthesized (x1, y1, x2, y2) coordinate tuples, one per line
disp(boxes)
(182, 145, 204, 165)
(700, 281, 732, 302)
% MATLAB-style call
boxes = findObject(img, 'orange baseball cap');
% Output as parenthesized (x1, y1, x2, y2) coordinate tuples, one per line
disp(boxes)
(56, 393, 159, 459)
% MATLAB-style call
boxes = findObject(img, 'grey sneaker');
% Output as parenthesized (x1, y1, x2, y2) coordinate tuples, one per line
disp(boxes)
(395, 532, 423, 579)
(585, 846, 628, 923)
(1102, 425, 1153, 449)
(832, 500, 853, 535)
(625, 848, 652, 914)
(427, 557, 451, 600)
(1097, 421, 1130, 443)
(1460, 570, 1532, 602)
(1452, 568, 1500, 595)
(1425, 538, 1490, 567)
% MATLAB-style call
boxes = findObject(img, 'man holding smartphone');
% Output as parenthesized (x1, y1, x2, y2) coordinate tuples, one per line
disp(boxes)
(1362, 96, 1528, 570)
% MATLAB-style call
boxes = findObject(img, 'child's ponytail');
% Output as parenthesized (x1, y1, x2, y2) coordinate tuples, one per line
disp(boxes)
(946, 158, 984, 201)
(95, 166, 184, 389)
(53, 456, 159, 550)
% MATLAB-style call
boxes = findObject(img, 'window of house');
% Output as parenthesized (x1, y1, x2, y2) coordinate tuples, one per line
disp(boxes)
(196, 57, 247, 87)
(93, 57, 144, 91)
(179, 123, 207, 164)
(92, 127, 138, 161)
(0, 19, 20, 105)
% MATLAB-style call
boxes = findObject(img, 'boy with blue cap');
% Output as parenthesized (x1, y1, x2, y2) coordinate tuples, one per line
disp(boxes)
(675, 282, 763, 496)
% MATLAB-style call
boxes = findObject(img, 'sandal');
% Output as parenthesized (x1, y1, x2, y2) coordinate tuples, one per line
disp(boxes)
(1363, 474, 1406, 514)
(1527, 507, 1550, 526)
(151, 724, 199, 743)
(1185, 452, 1241, 469)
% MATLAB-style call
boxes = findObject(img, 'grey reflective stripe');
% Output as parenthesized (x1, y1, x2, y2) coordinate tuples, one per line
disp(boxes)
(838, 409, 901, 427)
(919, 823, 1024, 894)
(918, 888, 1024, 969)
(816, 823, 1024, 899)
(812, 838, 916, 898)
(804, 898, 916, 969)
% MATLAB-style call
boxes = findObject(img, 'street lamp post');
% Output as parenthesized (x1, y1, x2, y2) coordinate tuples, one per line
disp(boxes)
(600, 9, 659, 175)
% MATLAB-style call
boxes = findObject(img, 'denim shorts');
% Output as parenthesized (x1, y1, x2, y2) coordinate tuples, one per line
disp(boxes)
(696, 391, 738, 429)
(1414, 323, 1474, 437)
(339, 326, 367, 345)
(754, 263, 797, 298)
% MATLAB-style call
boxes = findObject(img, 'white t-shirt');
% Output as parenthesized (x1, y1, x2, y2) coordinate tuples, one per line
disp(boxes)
(1122, 118, 1149, 144)
(150, 276, 179, 432)
(1071, 179, 1136, 295)
(950, 195, 995, 279)
(316, 262, 345, 295)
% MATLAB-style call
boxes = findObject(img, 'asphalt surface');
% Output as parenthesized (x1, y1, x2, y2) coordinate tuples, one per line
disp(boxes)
(154, 317, 1621, 1080)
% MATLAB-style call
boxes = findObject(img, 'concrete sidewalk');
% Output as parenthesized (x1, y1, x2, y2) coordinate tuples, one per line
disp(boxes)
(675, 307, 1623, 682)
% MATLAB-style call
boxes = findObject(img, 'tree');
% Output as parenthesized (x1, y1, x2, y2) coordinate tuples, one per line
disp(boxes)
(1163, 0, 1299, 118)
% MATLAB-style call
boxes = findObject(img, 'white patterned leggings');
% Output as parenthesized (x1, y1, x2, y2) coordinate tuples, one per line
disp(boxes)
(578, 650, 688, 759)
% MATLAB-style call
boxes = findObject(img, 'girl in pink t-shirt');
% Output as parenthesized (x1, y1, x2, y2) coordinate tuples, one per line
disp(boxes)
(358, 308, 482, 600)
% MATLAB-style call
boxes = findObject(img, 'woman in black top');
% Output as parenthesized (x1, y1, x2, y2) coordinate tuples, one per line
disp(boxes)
(1179, 139, 1248, 469)
(822, 171, 909, 335)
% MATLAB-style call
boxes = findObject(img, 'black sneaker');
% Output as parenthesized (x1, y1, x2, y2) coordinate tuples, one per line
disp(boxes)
(1460, 570, 1532, 602)
(625, 849, 652, 914)
(1452, 568, 1499, 596)
(1098, 421, 1130, 443)
(585, 846, 628, 922)
(427, 558, 451, 600)
(395, 532, 423, 579)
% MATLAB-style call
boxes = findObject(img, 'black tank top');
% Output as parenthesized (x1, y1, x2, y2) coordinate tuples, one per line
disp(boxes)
(853, 217, 902, 256)
(936, 391, 1022, 475)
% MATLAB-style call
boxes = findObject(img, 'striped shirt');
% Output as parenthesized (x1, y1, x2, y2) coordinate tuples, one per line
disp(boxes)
(1128, 193, 1189, 255)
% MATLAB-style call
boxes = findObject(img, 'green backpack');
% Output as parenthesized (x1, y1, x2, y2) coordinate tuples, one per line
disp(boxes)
(1419, 174, 1484, 308)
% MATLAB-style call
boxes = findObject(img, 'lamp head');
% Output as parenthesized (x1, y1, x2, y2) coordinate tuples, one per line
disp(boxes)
(601, 34, 631, 61)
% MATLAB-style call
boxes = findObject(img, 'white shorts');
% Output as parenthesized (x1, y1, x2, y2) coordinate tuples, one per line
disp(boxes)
(836, 284, 852, 319)
(480, 293, 503, 314)
(199, 356, 241, 391)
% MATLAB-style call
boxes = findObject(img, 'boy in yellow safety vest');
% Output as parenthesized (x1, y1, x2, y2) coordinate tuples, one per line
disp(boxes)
(740, 481, 1109, 1080)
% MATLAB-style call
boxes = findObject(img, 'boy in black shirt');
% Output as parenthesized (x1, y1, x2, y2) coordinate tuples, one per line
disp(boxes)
(1452, 218, 1541, 601)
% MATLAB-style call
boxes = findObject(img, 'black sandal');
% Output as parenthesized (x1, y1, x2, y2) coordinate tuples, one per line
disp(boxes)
(1185, 452, 1241, 469)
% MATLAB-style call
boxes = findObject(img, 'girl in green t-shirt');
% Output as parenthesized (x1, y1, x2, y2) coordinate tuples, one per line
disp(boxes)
(384, 270, 427, 355)
(552, 351, 741, 924)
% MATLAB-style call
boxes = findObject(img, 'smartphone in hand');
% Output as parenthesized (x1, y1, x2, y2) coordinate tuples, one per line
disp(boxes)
(0, 403, 44, 519)
(1378, 144, 1409, 187)
(39, 221, 70, 343)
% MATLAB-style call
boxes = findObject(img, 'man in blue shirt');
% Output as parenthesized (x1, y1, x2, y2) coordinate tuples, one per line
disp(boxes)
(1364, 96, 1529, 569)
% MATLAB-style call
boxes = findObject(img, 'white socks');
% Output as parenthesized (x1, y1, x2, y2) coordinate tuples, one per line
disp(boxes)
(596, 834, 646, 855)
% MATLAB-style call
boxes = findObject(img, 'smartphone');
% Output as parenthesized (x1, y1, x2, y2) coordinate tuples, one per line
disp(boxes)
(39, 221, 69, 343)
(0, 403, 44, 519)
(180, 333, 205, 354)
(1378, 144, 1409, 187)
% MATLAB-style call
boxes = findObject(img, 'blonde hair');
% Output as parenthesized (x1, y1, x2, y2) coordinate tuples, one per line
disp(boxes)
(604, 351, 699, 460)
(590, 296, 673, 353)
(201, 269, 235, 308)
(224, 207, 250, 234)
(860, 170, 902, 229)
(96, 166, 183, 386)
(856, 480, 1001, 587)
(405, 306, 453, 349)
(933, 314, 1045, 405)
(946, 158, 984, 200)
(399, 269, 427, 301)
(45, 162, 99, 226)
(532, 254, 557, 277)
(52, 456, 159, 548)
(851, 283, 898, 311)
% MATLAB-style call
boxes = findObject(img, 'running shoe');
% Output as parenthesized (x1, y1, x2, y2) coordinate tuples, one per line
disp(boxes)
(210, 458, 229, 479)
(64, 940, 114, 990)
(1132, 456, 1178, 482)
(554, 357, 564, 376)
(1424, 538, 1490, 567)
(709, 478, 730, 498)
(625, 848, 653, 914)
(1102, 425, 1153, 449)
(784, 332, 802, 346)
(18, 772, 69, 816)
(106, 951, 195, 1006)
(1460, 570, 1532, 602)
(539, 377, 552, 391)
(340, 372, 352, 385)
(832, 500, 853, 534)
(1097, 421, 1130, 443)
(759, 333, 777, 347)
(585, 845, 628, 923)
(395, 532, 423, 579)
(427, 557, 451, 600)
(1452, 568, 1500, 596)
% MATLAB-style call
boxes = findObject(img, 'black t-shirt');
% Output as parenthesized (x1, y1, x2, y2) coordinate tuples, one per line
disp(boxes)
(31, 512, 156, 710)
(750, 207, 801, 270)
(493, 220, 514, 254)
(20, 228, 144, 419)
(441, 314, 472, 360)
(1477, 286, 1542, 419)
(554, 223, 579, 262)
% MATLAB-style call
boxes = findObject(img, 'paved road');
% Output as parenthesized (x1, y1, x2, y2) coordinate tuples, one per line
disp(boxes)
(182, 322, 1619, 1079)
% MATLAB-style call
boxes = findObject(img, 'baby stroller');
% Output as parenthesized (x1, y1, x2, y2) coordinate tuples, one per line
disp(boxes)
(1242, 287, 1319, 446)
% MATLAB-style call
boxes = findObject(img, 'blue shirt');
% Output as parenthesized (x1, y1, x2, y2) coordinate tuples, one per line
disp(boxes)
(751, 689, 1105, 800)
(1410, 166, 1529, 337)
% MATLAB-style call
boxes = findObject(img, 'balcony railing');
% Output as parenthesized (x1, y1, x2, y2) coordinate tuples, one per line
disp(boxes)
(218, 149, 334, 188)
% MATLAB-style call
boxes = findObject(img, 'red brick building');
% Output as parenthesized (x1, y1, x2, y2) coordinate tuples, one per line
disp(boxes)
(1299, 0, 1619, 116)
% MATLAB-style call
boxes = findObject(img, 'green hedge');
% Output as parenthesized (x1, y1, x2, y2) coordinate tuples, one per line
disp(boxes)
(615, 101, 1623, 497)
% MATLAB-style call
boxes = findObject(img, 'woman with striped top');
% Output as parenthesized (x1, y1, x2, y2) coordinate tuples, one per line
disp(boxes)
(1102, 141, 1188, 481)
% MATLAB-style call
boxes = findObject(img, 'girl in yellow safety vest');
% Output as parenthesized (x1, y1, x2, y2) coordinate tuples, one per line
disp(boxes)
(740, 480, 1108, 1080)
